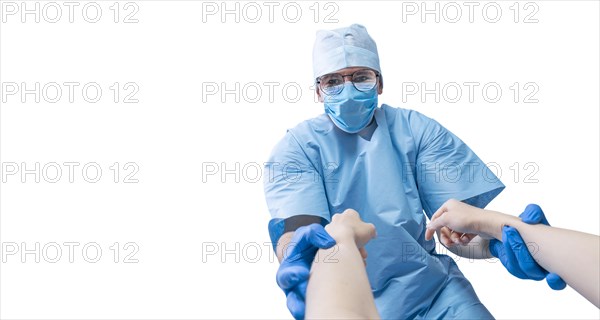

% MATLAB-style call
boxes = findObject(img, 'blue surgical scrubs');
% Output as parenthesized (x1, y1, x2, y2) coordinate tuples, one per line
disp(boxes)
(264, 104, 504, 319)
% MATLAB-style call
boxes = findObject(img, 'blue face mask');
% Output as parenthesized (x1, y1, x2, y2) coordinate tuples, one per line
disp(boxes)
(324, 83, 378, 134)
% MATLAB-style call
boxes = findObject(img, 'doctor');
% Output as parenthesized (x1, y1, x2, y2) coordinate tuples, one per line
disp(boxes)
(263, 24, 564, 319)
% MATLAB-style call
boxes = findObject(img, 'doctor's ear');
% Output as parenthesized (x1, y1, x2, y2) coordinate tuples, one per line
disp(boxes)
(378, 82, 383, 95)
(316, 87, 324, 103)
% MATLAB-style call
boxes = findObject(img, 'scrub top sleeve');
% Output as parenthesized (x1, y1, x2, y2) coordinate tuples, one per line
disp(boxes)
(263, 132, 331, 247)
(409, 111, 505, 219)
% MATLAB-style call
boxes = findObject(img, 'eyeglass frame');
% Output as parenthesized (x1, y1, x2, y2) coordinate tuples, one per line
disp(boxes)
(315, 68, 381, 96)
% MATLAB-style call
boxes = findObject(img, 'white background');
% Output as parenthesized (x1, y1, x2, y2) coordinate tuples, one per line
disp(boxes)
(1, 0, 599, 319)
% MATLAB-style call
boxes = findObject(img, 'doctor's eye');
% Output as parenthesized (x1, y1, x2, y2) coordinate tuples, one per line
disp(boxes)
(352, 70, 377, 83)
(322, 75, 344, 87)
(353, 75, 370, 83)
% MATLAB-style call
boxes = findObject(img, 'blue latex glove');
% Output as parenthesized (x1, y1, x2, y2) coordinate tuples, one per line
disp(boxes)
(275, 224, 336, 320)
(489, 204, 567, 290)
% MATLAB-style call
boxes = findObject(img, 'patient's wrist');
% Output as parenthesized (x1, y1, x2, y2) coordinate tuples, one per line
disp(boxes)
(325, 223, 355, 245)
(479, 211, 521, 240)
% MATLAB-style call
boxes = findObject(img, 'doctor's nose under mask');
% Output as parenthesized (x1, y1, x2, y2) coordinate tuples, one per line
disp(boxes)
(324, 83, 378, 134)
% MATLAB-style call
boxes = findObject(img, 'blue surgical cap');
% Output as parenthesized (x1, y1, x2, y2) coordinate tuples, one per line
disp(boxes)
(312, 24, 382, 80)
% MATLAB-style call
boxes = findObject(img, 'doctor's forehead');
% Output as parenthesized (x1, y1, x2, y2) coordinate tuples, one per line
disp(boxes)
(326, 66, 374, 74)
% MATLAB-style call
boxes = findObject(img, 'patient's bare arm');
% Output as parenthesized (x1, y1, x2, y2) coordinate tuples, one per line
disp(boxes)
(305, 209, 380, 319)
(425, 199, 600, 308)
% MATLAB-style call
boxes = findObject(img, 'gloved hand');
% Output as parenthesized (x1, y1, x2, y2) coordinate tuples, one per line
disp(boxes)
(489, 204, 567, 290)
(275, 223, 336, 320)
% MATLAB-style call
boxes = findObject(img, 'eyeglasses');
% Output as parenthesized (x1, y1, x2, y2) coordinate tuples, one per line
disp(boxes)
(316, 69, 379, 96)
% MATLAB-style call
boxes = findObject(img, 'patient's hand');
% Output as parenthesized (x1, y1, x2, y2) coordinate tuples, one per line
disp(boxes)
(425, 199, 497, 243)
(326, 209, 377, 248)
